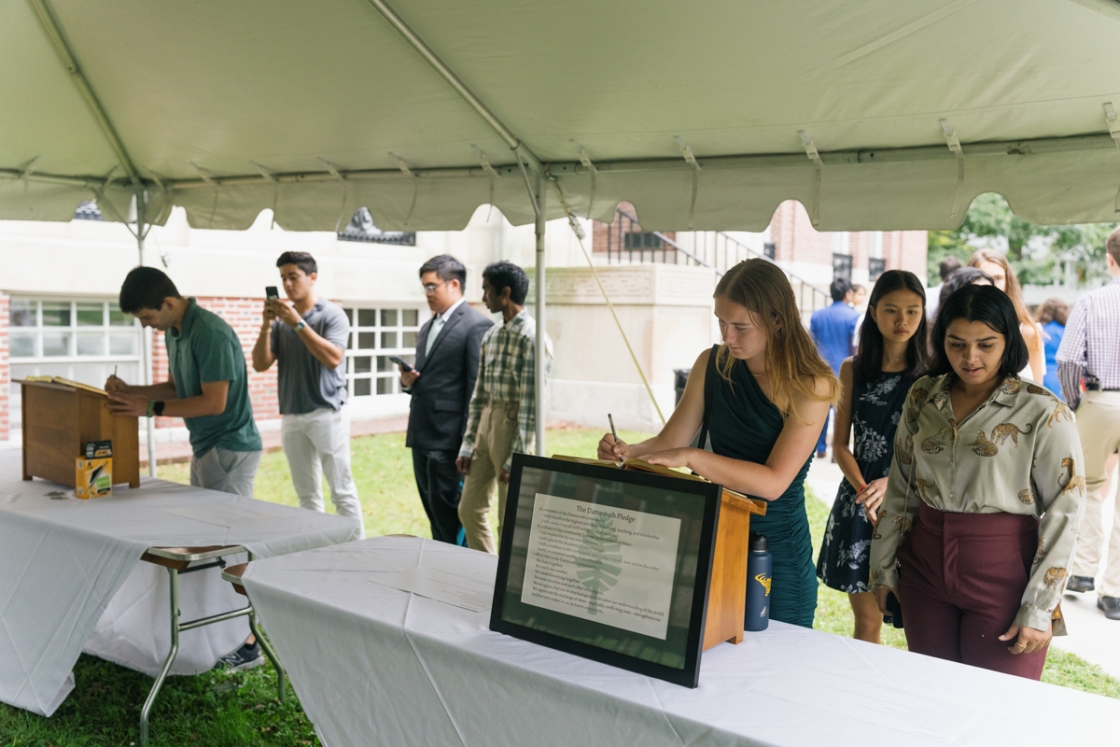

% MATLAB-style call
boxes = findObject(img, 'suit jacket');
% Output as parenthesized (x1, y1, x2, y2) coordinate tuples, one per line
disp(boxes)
(406, 302, 495, 452)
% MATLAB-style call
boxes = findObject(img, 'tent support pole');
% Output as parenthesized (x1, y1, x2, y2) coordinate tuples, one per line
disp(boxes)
(28, 0, 140, 185)
(362, 0, 542, 173)
(136, 192, 158, 477)
(534, 170, 547, 459)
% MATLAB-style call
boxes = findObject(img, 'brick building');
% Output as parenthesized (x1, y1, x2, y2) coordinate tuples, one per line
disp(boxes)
(0, 200, 927, 445)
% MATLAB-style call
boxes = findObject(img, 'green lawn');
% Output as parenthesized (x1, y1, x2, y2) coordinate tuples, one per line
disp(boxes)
(4, 428, 1116, 746)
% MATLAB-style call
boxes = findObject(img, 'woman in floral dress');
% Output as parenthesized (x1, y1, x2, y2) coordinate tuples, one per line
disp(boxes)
(816, 271, 928, 642)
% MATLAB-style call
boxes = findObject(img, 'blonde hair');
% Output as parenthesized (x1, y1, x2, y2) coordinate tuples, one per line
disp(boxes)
(713, 259, 838, 423)
(967, 250, 1032, 327)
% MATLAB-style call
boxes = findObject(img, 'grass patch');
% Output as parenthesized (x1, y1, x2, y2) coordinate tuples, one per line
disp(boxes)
(5, 428, 1115, 746)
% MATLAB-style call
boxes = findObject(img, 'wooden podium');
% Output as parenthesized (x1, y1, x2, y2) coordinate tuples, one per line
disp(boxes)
(703, 488, 767, 650)
(17, 379, 141, 489)
(551, 455, 766, 652)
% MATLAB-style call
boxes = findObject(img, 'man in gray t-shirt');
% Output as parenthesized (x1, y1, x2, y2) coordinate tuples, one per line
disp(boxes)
(252, 251, 364, 538)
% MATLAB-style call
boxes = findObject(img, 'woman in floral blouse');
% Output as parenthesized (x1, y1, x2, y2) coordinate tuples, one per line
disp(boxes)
(869, 285, 1085, 679)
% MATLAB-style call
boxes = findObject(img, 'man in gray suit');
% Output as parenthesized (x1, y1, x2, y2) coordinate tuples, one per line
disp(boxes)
(400, 255, 494, 544)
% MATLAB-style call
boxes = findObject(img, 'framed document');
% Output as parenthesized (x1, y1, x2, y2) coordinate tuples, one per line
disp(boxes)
(490, 454, 722, 688)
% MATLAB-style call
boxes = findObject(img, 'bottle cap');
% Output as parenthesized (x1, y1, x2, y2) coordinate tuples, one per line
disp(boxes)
(749, 531, 768, 552)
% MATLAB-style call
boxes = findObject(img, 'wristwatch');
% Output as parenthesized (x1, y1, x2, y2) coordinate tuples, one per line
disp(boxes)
(153, 401, 166, 417)
(294, 320, 307, 332)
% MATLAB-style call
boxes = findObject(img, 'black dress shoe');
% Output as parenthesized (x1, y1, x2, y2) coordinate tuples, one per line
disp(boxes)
(1066, 575, 1095, 593)
(1099, 596, 1120, 621)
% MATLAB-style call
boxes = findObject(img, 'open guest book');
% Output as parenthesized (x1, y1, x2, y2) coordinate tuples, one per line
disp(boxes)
(491, 453, 766, 688)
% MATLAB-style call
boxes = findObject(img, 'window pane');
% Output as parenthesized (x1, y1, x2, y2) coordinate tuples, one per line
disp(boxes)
(377, 355, 393, 372)
(42, 302, 71, 327)
(10, 333, 35, 357)
(10, 299, 35, 327)
(109, 308, 134, 326)
(109, 333, 138, 356)
(402, 309, 419, 327)
(357, 332, 377, 350)
(380, 331, 397, 349)
(354, 356, 372, 374)
(77, 303, 104, 326)
(402, 331, 417, 349)
(343, 308, 355, 322)
(354, 378, 372, 396)
(377, 377, 394, 395)
(358, 309, 377, 327)
(42, 332, 71, 356)
(380, 309, 398, 327)
(76, 333, 105, 356)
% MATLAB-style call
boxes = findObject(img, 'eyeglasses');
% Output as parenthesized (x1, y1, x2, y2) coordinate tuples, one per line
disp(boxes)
(422, 280, 448, 295)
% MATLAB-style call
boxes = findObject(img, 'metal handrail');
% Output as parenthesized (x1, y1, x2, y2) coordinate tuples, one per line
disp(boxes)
(614, 209, 715, 272)
(606, 208, 832, 317)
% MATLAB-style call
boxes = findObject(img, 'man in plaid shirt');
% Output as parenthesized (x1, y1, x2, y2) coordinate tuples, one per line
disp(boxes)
(1057, 226, 1120, 620)
(456, 261, 552, 553)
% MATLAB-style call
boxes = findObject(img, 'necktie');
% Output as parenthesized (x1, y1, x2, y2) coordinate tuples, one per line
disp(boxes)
(425, 315, 444, 356)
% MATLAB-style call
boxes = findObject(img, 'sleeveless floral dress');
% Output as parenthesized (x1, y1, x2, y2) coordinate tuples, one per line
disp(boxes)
(816, 371, 914, 593)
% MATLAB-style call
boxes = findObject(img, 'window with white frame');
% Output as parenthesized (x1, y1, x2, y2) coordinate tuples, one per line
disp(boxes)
(831, 231, 850, 255)
(342, 307, 422, 396)
(8, 298, 143, 426)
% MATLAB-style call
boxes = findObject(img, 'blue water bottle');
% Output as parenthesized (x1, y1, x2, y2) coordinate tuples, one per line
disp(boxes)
(744, 532, 772, 631)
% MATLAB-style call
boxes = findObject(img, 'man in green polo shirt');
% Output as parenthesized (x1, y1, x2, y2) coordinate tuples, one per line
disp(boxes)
(106, 267, 263, 497)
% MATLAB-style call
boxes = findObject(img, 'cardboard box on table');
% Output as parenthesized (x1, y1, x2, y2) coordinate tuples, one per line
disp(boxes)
(17, 379, 140, 489)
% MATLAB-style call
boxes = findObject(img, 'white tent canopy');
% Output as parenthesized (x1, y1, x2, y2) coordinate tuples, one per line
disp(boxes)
(4, 0, 1120, 233)
(5, 0, 1120, 465)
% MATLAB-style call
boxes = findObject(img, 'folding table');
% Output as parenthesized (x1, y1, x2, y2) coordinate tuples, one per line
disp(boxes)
(0, 449, 359, 744)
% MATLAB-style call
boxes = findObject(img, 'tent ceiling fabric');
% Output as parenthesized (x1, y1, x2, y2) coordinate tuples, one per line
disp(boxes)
(3, 0, 1120, 231)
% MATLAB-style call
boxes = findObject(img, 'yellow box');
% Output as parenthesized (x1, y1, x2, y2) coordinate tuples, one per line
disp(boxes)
(75, 457, 113, 499)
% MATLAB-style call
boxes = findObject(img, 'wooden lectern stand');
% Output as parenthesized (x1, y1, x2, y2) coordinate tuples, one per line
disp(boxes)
(17, 379, 141, 489)
(703, 489, 767, 650)
(550, 455, 767, 652)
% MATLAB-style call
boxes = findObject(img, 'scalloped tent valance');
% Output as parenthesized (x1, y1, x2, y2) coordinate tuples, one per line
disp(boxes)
(3, 0, 1120, 232)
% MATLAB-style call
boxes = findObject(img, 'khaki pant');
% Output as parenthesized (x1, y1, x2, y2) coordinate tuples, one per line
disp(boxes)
(459, 401, 518, 554)
(1070, 391, 1120, 597)
(190, 447, 261, 498)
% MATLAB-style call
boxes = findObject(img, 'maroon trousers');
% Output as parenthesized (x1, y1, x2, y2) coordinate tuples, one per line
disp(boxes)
(897, 503, 1048, 680)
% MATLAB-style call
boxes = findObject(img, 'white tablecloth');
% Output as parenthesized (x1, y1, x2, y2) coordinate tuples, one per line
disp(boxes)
(0, 450, 360, 716)
(242, 536, 1117, 747)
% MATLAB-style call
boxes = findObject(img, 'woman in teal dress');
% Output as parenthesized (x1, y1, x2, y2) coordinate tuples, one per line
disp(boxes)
(598, 259, 837, 627)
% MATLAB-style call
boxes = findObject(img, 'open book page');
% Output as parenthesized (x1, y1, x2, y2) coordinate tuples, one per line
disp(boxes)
(550, 454, 755, 505)
(22, 376, 107, 395)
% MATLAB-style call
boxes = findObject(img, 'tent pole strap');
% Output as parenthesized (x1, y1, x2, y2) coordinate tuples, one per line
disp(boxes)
(534, 170, 547, 459)
(136, 191, 158, 477)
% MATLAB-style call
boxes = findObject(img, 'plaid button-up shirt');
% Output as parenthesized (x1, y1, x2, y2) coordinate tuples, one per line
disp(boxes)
(1056, 275, 1120, 409)
(459, 310, 552, 472)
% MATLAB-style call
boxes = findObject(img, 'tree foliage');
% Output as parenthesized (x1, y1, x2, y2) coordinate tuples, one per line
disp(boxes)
(927, 193, 1116, 287)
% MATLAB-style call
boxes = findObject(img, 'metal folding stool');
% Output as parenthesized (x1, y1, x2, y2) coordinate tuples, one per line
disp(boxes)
(137, 545, 286, 745)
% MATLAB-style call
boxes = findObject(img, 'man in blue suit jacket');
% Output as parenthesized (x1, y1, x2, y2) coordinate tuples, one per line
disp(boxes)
(810, 277, 860, 458)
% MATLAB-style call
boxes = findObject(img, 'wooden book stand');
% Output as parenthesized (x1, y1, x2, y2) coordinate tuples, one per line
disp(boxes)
(17, 379, 140, 489)
(551, 455, 767, 651)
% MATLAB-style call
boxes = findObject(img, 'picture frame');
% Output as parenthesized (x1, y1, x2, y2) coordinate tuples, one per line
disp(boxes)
(490, 454, 723, 688)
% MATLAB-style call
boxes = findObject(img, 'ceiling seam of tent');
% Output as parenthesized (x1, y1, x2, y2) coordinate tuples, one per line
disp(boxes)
(361, 0, 543, 175)
(26, 0, 140, 187)
(4, 132, 1118, 193)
